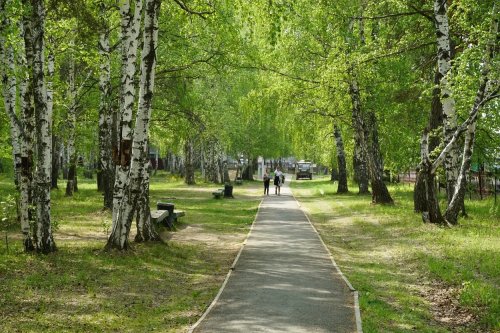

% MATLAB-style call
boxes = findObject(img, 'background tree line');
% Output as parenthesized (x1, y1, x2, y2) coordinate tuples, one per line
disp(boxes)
(1, 0, 498, 252)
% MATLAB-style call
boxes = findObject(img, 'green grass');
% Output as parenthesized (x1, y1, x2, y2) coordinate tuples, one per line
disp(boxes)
(0, 172, 261, 332)
(291, 176, 499, 333)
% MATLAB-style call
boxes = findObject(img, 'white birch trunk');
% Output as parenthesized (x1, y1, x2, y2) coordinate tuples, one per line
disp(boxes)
(0, 1, 32, 249)
(132, 0, 161, 243)
(30, 0, 56, 253)
(111, 0, 143, 227)
(445, 3, 498, 224)
(0, 23, 22, 188)
(108, 0, 163, 250)
(19, 18, 36, 251)
(434, 0, 459, 203)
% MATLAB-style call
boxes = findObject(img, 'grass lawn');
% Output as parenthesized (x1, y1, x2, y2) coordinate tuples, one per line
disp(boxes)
(0, 172, 261, 333)
(291, 176, 499, 333)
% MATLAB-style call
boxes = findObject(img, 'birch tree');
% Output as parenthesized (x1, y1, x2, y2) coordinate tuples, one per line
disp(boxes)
(333, 124, 348, 193)
(19, 15, 36, 251)
(444, 3, 498, 225)
(97, 5, 114, 209)
(29, 0, 56, 253)
(433, 0, 460, 205)
(107, 0, 161, 249)
(65, 57, 77, 196)
(111, 0, 143, 227)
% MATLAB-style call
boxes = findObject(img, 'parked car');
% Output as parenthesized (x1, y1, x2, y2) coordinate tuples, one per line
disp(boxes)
(296, 161, 312, 180)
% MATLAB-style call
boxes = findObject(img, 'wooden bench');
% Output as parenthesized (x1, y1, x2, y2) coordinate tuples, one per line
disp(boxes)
(151, 209, 169, 225)
(212, 189, 224, 199)
(235, 177, 243, 185)
(172, 209, 185, 223)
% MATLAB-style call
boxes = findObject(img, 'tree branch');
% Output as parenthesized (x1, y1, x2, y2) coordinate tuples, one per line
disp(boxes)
(407, 4, 434, 22)
(235, 64, 321, 85)
(156, 53, 217, 75)
(359, 41, 434, 64)
(172, 0, 214, 19)
(351, 11, 432, 20)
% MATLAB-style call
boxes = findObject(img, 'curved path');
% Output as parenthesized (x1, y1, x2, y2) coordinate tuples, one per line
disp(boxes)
(191, 179, 359, 333)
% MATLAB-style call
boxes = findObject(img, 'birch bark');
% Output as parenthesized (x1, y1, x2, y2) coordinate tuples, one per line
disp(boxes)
(333, 125, 348, 193)
(414, 69, 443, 213)
(107, 0, 160, 249)
(445, 4, 498, 224)
(134, 0, 161, 243)
(29, 0, 56, 253)
(19, 17, 36, 251)
(111, 0, 143, 227)
(434, 0, 460, 204)
(0, 9, 21, 188)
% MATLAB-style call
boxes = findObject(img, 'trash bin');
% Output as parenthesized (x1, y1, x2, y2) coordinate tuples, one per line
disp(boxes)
(224, 184, 233, 198)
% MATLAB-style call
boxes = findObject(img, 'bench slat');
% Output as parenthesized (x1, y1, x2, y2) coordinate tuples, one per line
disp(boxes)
(151, 209, 169, 223)
(173, 210, 185, 217)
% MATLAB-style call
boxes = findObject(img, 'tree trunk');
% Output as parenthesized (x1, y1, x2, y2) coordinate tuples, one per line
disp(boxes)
(420, 131, 445, 224)
(434, 0, 461, 206)
(51, 134, 60, 189)
(366, 111, 393, 204)
(0, 10, 22, 188)
(205, 140, 220, 183)
(98, 18, 114, 209)
(135, 158, 160, 242)
(107, 0, 160, 250)
(445, 6, 497, 224)
(109, 0, 143, 247)
(414, 68, 444, 212)
(334, 125, 348, 193)
(184, 138, 195, 185)
(65, 58, 78, 196)
(413, 170, 428, 213)
(19, 16, 36, 251)
(349, 74, 370, 194)
(1, 1, 27, 245)
(30, 0, 56, 253)
(223, 158, 230, 184)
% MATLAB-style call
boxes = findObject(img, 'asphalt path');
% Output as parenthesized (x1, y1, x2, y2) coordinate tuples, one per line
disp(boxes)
(192, 178, 358, 333)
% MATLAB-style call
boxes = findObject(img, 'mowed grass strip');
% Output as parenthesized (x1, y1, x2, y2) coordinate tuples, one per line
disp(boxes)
(291, 176, 499, 333)
(0, 172, 261, 333)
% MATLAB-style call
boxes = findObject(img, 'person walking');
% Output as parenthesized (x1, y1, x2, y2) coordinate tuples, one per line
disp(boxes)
(274, 167, 283, 195)
(263, 170, 270, 195)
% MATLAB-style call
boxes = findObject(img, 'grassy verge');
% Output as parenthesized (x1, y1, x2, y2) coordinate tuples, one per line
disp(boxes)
(0, 172, 261, 332)
(291, 176, 499, 333)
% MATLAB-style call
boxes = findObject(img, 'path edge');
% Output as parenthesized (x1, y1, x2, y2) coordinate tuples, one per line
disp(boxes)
(292, 188, 363, 333)
(187, 198, 264, 333)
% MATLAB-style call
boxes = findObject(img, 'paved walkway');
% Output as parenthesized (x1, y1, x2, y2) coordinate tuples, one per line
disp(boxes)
(192, 180, 358, 333)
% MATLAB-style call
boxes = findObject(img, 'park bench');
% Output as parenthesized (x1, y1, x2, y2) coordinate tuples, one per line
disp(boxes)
(151, 209, 169, 224)
(235, 177, 243, 185)
(212, 188, 224, 199)
(173, 209, 185, 220)
(154, 202, 186, 229)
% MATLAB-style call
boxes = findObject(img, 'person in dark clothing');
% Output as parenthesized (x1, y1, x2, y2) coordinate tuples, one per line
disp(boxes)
(274, 167, 283, 195)
(263, 170, 270, 195)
